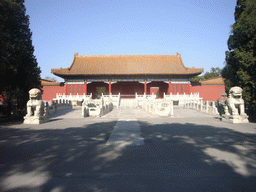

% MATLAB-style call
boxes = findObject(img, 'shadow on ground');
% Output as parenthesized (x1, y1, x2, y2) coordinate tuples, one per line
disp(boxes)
(0, 120, 256, 192)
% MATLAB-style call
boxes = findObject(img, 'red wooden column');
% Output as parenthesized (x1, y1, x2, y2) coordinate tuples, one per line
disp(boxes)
(84, 82, 87, 95)
(168, 81, 172, 94)
(144, 81, 147, 94)
(109, 82, 112, 95)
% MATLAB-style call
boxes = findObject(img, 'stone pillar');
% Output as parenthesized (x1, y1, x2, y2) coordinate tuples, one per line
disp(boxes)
(84, 82, 87, 95)
(45, 102, 49, 118)
(197, 100, 200, 110)
(170, 100, 174, 117)
(200, 100, 203, 112)
(206, 101, 209, 113)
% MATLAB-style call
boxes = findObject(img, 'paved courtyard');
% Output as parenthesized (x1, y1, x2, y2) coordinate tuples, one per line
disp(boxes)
(0, 107, 256, 191)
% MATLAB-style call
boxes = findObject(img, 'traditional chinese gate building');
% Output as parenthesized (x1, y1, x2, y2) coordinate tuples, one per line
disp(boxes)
(51, 53, 203, 98)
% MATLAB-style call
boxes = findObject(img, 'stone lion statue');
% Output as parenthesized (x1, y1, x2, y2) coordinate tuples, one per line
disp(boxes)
(24, 88, 47, 124)
(224, 86, 249, 123)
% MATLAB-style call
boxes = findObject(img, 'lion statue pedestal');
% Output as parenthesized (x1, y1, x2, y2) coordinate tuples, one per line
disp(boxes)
(224, 86, 249, 123)
(24, 88, 48, 124)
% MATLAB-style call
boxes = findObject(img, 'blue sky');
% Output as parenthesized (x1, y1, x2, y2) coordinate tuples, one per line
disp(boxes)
(24, 0, 237, 81)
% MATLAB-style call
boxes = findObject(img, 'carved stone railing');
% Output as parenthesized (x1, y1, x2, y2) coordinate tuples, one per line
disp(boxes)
(164, 92, 202, 106)
(135, 93, 156, 107)
(54, 93, 92, 106)
(184, 100, 219, 116)
(143, 98, 174, 117)
(82, 95, 113, 117)
(44, 100, 72, 116)
(103, 93, 120, 108)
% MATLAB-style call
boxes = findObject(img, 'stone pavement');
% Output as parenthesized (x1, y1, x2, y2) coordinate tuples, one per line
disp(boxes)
(106, 119, 144, 146)
(0, 107, 256, 191)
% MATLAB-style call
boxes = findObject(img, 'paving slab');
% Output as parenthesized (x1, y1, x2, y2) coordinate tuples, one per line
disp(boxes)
(0, 107, 256, 191)
(106, 119, 144, 146)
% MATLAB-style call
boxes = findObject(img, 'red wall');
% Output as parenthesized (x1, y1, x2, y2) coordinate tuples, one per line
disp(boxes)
(147, 82, 168, 97)
(42, 86, 65, 101)
(41, 83, 225, 101)
(191, 85, 225, 101)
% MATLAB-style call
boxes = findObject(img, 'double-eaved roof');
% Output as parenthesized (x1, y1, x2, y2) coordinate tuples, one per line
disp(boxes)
(51, 53, 203, 78)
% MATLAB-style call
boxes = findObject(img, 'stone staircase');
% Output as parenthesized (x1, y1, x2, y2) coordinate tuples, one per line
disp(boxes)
(119, 99, 137, 108)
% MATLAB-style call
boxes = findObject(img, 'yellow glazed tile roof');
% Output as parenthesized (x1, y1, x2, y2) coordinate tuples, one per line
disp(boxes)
(51, 54, 203, 76)
(41, 79, 63, 86)
(199, 76, 225, 85)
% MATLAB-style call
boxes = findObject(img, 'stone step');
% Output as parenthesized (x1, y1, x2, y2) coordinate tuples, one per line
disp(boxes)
(119, 99, 137, 108)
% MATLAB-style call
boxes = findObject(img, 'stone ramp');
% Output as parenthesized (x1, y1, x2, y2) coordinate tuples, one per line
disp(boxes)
(106, 119, 144, 146)
(101, 107, 156, 119)
(119, 99, 137, 108)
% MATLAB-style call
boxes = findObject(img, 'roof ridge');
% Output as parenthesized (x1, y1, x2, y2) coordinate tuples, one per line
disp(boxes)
(75, 55, 177, 57)
(69, 55, 77, 70)
(177, 55, 187, 70)
(200, 76, 223, 82)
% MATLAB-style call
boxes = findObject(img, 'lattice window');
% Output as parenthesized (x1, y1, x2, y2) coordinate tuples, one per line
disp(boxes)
(72, 85, 75, 95)
(176, 85, 179, 94)
(68, 85, 71, 94)
(81, 85, 83, 94)
(77, 85, 80, 95)
(184, 85, 188, 94)
(180, 84, 184, 94)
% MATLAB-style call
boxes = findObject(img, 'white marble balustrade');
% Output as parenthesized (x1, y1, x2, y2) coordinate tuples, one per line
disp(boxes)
(184, 100, 219, 116)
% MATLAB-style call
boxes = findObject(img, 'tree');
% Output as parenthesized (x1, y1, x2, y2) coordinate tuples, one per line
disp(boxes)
(191, 67, 222, 82)
(203, 67, 222, 79)
(45, 76, 57, 82)
(0, 0, 41, 118)
(222, 0, 256, 121)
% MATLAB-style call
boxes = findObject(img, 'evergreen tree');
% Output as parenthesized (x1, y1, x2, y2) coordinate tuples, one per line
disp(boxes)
(0, 0, 41, 118)
(191, 67, 222, 82)
(222, 0, 256, 121)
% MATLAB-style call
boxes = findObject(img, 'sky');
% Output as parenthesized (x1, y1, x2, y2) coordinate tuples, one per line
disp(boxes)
(24, 0, 237, 81)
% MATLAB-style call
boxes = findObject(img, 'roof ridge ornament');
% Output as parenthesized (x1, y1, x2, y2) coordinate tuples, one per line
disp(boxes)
(176, 52, 181, 57)
(74, 52, 79, 57)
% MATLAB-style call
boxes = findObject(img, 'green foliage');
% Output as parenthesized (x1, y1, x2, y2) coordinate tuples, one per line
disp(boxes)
(190, 75, 204, 82)
(96, 87, 106, 97)
(191, 67, 222, 82)
(156, 90, 160, 98)
(204, 67, 222, 79)
(0, 0, 41, 117)
(45, 76, 57, 82)
(222, 0, 256, 121)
